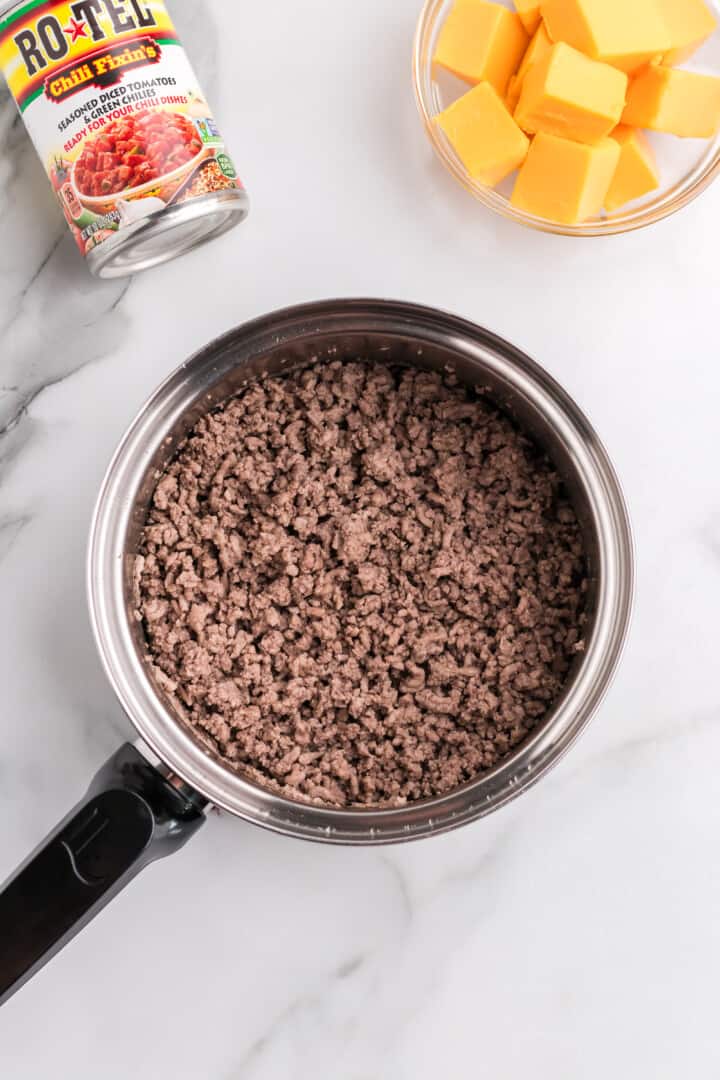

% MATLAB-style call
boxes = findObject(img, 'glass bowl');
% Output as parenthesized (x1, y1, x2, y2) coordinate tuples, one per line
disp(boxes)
(413, 0, 720, 235)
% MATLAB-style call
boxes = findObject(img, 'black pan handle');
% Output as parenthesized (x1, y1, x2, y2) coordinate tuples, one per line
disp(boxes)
(0, 743, 206, 1007)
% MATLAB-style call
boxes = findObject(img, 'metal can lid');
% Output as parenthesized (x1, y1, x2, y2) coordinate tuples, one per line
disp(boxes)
(86, 189, 249, 278)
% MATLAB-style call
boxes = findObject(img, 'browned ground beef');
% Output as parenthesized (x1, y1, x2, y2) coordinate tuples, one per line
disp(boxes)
(134, 361, 587, 807)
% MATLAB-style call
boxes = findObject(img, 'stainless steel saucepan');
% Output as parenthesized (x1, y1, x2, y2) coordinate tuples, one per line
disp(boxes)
(0, 300, 634, 1006)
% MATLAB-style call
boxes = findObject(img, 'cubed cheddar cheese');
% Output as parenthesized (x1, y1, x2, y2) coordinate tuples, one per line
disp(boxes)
(514, 0, 542, 36)
(604, 125, 660, 211)
(516, 20, 555, 80)
(656, 0, 718, 66)
(506, 76, 522, 113)
(511, 132, 621, 222)
(623, 64, 720, 137)
(506, 20, 554, 111)
(515, 42, 627, 144)
(540, 0, 672, 73)
(434, 0, 529, 94)
(436, 82, 530, 185)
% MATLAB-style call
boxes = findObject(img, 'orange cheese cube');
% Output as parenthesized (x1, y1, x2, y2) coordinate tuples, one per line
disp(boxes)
(516, 20, 555, 80)
(604, 125, 660, 211)
(436, 82, 530, 185)
(540, 0, 672, 73)
(515, 42, 627, 144)
(514, 0, 542, 35)
(511, 132, 621, 223)
(506, 76, 522, 113)
(434, 0, 529, 94)
(623, 64, 720, 137)
(656, 0, 718, 66)
(506, 20, 554, 110)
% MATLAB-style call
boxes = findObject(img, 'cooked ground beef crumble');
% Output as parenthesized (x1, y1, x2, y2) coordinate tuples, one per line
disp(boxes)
(134, 360, 587, 807)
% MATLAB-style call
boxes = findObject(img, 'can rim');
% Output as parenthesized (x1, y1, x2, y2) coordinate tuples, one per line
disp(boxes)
(86, 188, 249, 278)
(0, 0, 44, 31)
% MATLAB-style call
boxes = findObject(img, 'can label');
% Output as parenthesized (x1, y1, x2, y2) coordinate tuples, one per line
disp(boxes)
(0, 0, 243, 260)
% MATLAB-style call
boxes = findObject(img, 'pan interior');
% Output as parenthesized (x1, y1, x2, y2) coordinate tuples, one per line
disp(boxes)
(89, 302, 632, 843)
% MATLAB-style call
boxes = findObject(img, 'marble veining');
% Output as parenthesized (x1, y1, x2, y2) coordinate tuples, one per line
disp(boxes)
(1, 0, 720, 1076)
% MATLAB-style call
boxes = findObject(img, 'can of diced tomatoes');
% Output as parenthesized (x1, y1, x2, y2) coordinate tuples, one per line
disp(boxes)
(0, 0, 249, 277)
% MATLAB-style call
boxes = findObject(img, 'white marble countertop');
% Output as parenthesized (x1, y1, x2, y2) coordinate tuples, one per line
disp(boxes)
(2, 0, 720, 1074)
